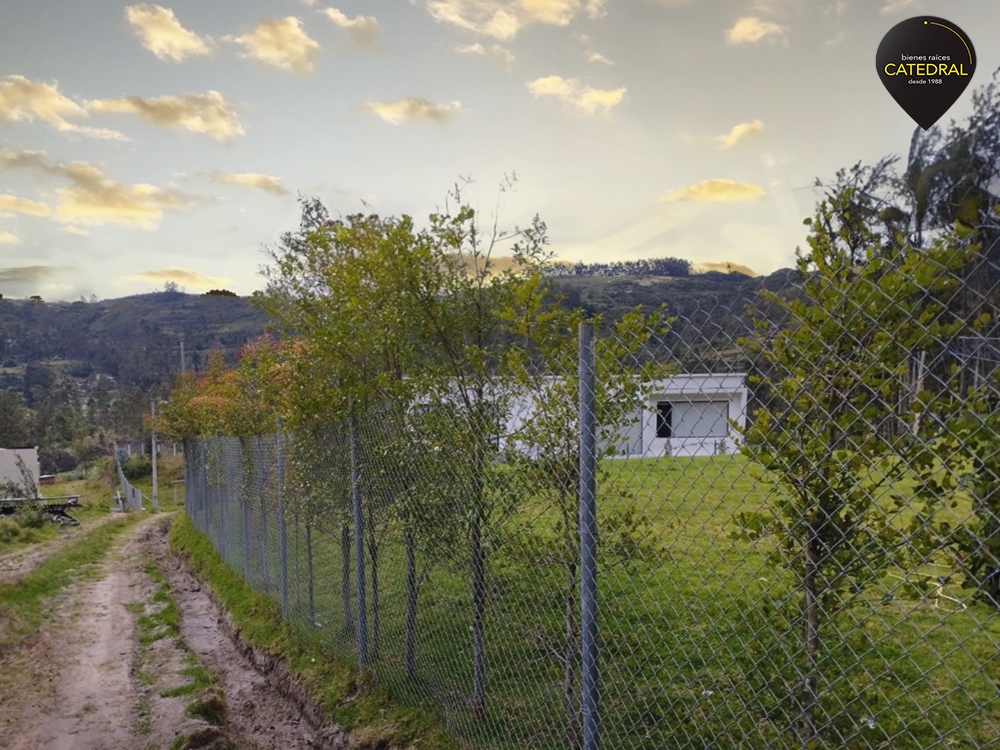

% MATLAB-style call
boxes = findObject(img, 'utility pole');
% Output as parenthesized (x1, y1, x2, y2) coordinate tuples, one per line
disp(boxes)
(151, 400, 159, 510)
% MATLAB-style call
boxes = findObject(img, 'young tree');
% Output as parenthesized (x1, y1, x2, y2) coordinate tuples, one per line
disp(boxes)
(503, 289, 668, 748)
(257, 199, 467, 672)
(410, 180, 556, 720)
(737, 176, 976, 743)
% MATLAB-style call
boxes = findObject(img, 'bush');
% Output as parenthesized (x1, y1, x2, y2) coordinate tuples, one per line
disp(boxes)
(122, 455, 153, 481)
(16, 502, 48, 529)
(0, 518, 22, 543)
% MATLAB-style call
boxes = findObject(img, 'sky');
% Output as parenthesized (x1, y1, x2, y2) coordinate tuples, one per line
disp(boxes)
(1, 0, 999, 300)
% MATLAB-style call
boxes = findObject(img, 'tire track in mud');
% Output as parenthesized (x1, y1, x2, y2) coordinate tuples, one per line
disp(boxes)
(0, 517, 348, 750)
(144, 520, 349, 749)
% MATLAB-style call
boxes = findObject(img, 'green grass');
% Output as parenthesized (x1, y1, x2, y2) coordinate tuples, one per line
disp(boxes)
(185, 689, 228, 725)
(0, 476, 123, 556)
(169, 512, 456, 749)
(181, 454, 1000, 749)
(0, 514, 138, 652)
(160, 659, 215, 698)
(130, 549, 225, 725)
(133, 560, 183, 646)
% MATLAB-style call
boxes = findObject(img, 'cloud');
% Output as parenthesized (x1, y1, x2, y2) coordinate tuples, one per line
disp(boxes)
(55, 163, 193, 229)
(0, 75, 126, 140)
(0, 193, 52, 217)
(125, 4, 210, 62)
(228, 17, 319, 73)
(425, 0, 585, 39)
(585, 0, 607, 18)
(456, 43, 515, 70)
(321, 8, 380, 45)
(209, 172, 289, 196)
(823, 1, 848, 16)
(585, 50, 614, 65)
(527, 76, 626, 115)
(0, 148, 195, 229)
(880, 0, 918, 14)
(661, 179, 766, 203)
(87, 91, 244, 143)
(0, 231, 20, 244)
(824, 31, 847, 47)
(521, 0, 578, 24)
(0, 266, 56, 283)
(715, 119, 763, 150)
(0, 148, 49, 172)
(64, 226, 89, 236)
(126, 267, 229, 289)
(726, 16, 786, 45)
(362, 98, 461, 125)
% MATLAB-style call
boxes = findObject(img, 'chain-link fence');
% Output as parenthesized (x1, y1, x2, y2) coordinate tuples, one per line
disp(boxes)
(116, 452, 146, 512)
(184, 249, 1000, 749)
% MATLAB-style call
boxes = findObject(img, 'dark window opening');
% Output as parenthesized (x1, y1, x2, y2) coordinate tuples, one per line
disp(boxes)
(656, 401, 672, 438)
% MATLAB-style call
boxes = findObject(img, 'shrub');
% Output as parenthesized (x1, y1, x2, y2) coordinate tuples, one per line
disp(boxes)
(0, 518, 22, 543)
(16, 502, 48, 529)
(122, 455, 153, 481)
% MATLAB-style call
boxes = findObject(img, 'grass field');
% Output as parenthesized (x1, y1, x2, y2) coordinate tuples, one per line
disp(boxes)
(0, 455, 185, 557)
(187, 453, 1000, 749)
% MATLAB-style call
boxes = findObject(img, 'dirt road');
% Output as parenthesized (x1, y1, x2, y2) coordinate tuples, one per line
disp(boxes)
(0, 517, 347, 750)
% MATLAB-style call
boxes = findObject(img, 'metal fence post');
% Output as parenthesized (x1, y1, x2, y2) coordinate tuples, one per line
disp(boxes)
(350, 408, 369, 667)
(201, 440, 209, 534)
(579, 321, 599, 750)
(277, 424, 289, 621)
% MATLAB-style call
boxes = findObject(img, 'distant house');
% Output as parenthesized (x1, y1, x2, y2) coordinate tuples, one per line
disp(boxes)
(608, 374, 747, 457)
(0, 447, 41, 497)
(503, 373, 747, 459)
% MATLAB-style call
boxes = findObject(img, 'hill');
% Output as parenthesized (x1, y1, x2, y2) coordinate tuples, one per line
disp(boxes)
(0, 291, 267, 392)
(0, 270, 797, 470)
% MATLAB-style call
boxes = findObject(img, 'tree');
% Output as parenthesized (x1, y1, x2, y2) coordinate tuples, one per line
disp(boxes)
(0, 389, 31, 448)
(503, 290, 668, 748)
(737, 177, 977, 743)
(257, 199, 463, 672)
(413, 179, 556, 719)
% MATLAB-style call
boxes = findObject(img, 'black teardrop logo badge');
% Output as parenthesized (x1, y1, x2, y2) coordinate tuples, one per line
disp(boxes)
(876, 17, 976, 131)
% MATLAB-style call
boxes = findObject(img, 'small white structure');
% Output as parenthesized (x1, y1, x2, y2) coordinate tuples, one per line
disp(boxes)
(0, 447, 41, 496)
(608, 374, 747, 458)
(502, 373, 747, 459)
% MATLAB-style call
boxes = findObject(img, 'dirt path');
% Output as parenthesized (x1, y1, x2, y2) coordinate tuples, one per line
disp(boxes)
(0, 517, 347, 750)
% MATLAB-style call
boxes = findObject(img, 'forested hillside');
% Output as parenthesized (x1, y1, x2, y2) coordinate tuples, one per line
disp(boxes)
(0, 269, 792, 471)
(0, 288, 267, 471)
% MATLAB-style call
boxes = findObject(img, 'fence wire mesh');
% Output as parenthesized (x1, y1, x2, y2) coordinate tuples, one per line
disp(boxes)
(116, 455, 145, 512)
(184, 250, 1000, 749)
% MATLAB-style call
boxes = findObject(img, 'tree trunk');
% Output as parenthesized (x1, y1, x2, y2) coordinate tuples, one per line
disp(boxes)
(470, 518, 486, 721)
(341, 522, 355, 635)
(294, 508, 301, 616)
(801, 526, 821, 745)
(306, 519, 315, 624)
(564, 560, 581, 750)
(367, 511, 380, 660)
(405, 523, 418, 680)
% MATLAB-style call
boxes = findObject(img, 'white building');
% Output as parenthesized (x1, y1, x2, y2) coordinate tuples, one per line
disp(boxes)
(608, 374, 747, 457)
(503, 373, 747, 459)
(0, 447, 41, 497)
